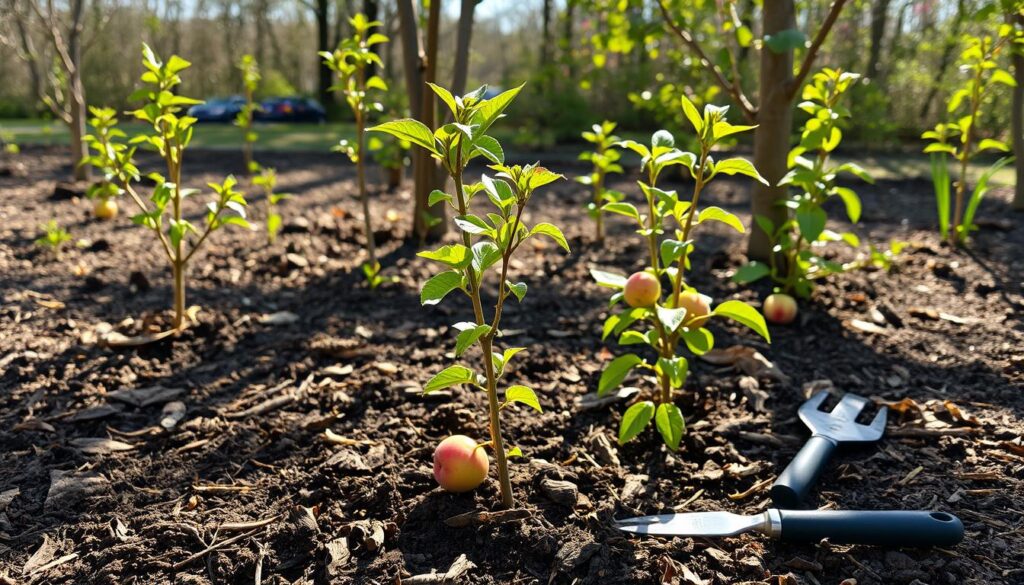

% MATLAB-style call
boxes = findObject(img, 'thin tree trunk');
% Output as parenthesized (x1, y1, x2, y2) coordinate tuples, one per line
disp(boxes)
(364, 0, 380, 78)
(1013, 13, 1024, 211)
(562, 0, 575, 78)
(748, 0, 795, 261)
(866, 0, 891, 81)
(919, 0, 966, 120)
(68, 0, 90, 182)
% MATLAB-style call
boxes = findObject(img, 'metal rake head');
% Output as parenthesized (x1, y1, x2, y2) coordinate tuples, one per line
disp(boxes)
(799, 391, 887, 442)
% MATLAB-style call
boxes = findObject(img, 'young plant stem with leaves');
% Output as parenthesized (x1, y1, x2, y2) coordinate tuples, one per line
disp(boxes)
(254, 167, 290, 244)
(924, 33, 1016, 246)
(592, 97, 770, 450)
(577, 121, 624, 243)
(236, 54, 261, 175)
(370, 84, 569, 508)
(83, 45, 251, 331)
(734, 68, 872, 298)
(322, 14, 389, 287)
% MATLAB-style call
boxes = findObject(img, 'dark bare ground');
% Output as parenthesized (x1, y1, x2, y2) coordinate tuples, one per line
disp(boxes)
(1, 146, 1022, 584)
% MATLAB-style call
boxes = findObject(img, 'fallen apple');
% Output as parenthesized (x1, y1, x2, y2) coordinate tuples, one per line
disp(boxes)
(94, 198, 118, 220)
(677, 291, 711, 328)
(433, 435, 489, 493)
(763, 293, 798, 325)
(624, 271, 661, 308)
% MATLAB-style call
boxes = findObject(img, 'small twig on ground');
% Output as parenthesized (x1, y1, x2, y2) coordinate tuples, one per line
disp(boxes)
(728, 476, 775, 501)
(673, 488, 705, 511)
(445, 509, 531, 528)
(209, 514, 282, 533)
(172, 527, 260, 570)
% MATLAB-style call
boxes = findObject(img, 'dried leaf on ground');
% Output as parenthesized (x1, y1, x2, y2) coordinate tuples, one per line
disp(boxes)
(107, 385, 184, 407)
(44, 470, 109, 513)
(70, 438, 135, 454)
(700, 345, 789, 383)
(260, 311, 299, 325)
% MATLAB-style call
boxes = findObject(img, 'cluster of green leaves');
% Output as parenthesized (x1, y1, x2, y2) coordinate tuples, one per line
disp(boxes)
(35, 220, 72, 255)
(82, 44, 252, 329)
(253, 167, 290, 245)
(923, 31, 1017, 245)
(322, 13, 389, 287)
(734, 68, 872, 298)
(370, 83, 569, 509)
(236, 54, 262, 174)
(592, 97, 770, 450)
(576, 121, 624, 242)
(81, 106, 126, 205)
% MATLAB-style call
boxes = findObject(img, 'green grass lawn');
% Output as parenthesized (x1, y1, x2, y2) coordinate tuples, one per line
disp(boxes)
(2, 118, 1015, 186)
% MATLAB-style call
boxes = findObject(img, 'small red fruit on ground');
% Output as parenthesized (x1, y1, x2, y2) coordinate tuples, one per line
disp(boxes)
(677, 291, 712, 328)
(94, 198, 118, 220)
(763, 293, 798, 324)
(433, 435, 489, 493)
(624, 271, 661, 307)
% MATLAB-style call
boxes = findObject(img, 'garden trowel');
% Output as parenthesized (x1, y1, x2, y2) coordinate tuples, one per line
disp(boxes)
(770, 391, 887, 509)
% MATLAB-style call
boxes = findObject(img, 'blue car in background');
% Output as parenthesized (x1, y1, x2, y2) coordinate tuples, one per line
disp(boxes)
(187, 96, 246, 123)
(256, 97, 327, 123)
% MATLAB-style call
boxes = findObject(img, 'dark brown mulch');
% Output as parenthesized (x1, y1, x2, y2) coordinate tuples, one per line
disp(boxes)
(1, 145, 1022, 584)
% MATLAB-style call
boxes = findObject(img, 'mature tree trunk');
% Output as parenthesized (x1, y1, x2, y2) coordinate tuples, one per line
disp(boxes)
(541, 0, 552, 68)
(866, 0, 891, 81)
(919, 0, 966, 120)
(1013, 13, 1024, 211)
(451, 0, 476, 97)
(254, 0, 269, 68)
(562, 0, 575, 78)
(399, 0, 447, 241)
(9, 3, 44, 114)
(315, 0, 333, 113)
(748, 0, 795, 260)
(364, 0, 379, 78)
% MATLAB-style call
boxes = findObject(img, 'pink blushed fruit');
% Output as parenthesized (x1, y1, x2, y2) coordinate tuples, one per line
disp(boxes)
(624, 271, 661, 308)
(433, 435, 489, 493)
(763, 293, 798, 325)
(677, 291, 712, 328)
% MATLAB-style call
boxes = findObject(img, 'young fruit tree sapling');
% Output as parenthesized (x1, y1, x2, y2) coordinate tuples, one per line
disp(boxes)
(592, 97, 770, 450)
(370, 83, 569, 508)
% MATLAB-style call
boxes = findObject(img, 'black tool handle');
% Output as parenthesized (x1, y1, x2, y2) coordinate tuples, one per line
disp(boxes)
(771, 435, 836, 509)
(779, 510, 964, 547)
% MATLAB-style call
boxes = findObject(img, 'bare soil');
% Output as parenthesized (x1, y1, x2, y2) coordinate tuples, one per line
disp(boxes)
(1, 146, 1023, 585)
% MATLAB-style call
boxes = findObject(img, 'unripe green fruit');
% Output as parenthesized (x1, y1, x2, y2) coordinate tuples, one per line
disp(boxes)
(624, 271, 661, 308)
(433, 435, 489, 493)
(94, 198, 118, 220)
(678, 291, 712, 328)
(763, 293, 798, 325)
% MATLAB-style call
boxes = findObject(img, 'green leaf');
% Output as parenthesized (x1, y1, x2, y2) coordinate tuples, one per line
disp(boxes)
(472, 241, 501, 273)
(656, 305, 688, 333)
(505, 385, 542, 412)
(713, 300, 770, 342)
(493, 346, 526, 377)
(418, 244, 471, 268)
(796, 207, 827, 242)
(732, 261, 771, 284)
(506, 281, 527, 301)
(529, 223, 570, 252)
(680, 95, 703, 134)
(455, 214, 492, 235)
(473, 135, 504, 164)
(427, 83, 459, 117)
(428, 190, 452, 207)
(618, 401, 655, 445)
(962, 156, 1014, 241)
(618, 330, 650, 346)
(368, 119, 437, 154)
(507, 446, 524, 458)
(472, 84, 524, 135)
(990, 69, 1016, 87)
(656, 356, 688, 387)
(454, 322, 491, 356)
(712, 158, 768, 184)
(424, 365, 476, 393)
(603, 202, 641, 221)
(680, 327, 714, 355)
(420, 271, 463, 305)
(590, 269, 628, 289)
(930, 153, 951, 238)
(599, 354, 643, 396)
(697, 206, 745, 232)
(833, 187, 862, 223)
(764, 28, 807, 54)
(655, 403, 685, 451)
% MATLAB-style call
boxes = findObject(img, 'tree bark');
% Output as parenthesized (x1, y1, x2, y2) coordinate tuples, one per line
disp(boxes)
(866, 0, 891, 81)
(67, 0, 90, 181)
(1013, 13, 1024, 211)
(315, 0, 333, 114)
(747, 0, 796, 261)
(562, 0, 575, 78)
(451, 0, 476, 98)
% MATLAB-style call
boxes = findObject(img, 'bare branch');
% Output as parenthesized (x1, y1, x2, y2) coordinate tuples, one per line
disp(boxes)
(656, 0, 757, 121)
(786, 0, 849, 98)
